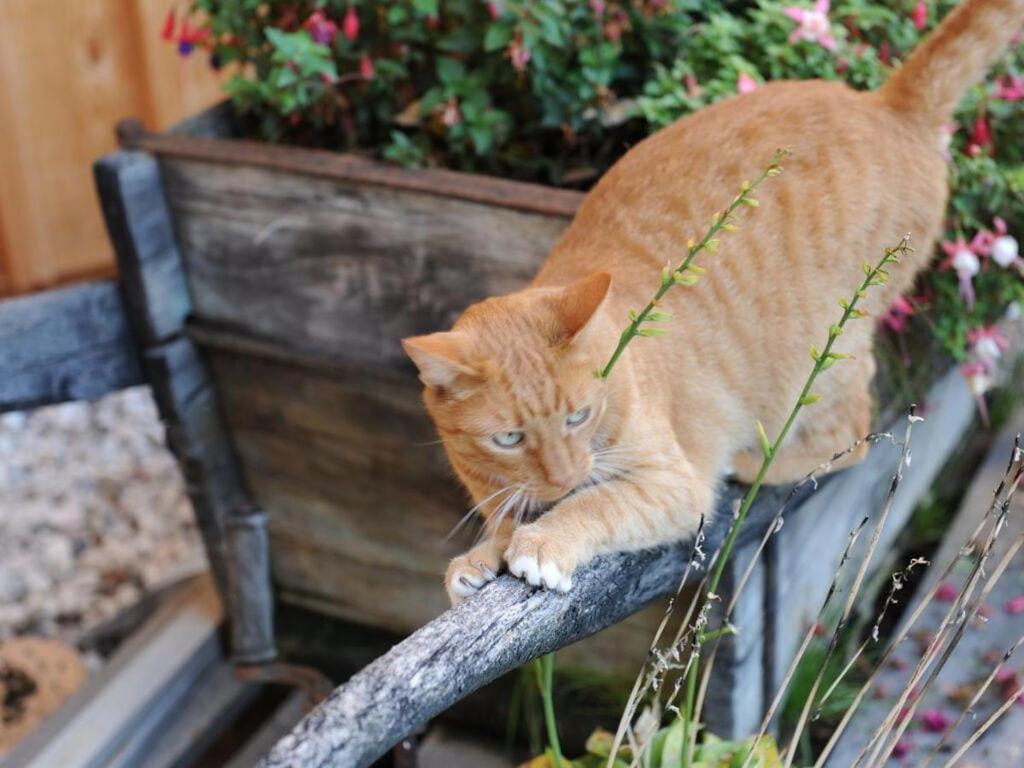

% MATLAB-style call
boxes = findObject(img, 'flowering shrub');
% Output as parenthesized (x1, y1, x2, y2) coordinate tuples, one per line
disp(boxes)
(169, 0, 1023, 396)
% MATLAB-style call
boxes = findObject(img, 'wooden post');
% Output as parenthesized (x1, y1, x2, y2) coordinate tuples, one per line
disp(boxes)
(704, 538, 770, 740)
(94, 149, 276, 664)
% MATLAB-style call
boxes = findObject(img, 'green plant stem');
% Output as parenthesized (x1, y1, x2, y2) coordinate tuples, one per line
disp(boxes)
(598, 150, 787, 380)
(534, 654, 564, 768)
(679, 237, 910, 766)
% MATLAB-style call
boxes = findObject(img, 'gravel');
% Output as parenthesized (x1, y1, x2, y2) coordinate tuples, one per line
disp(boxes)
(0, 387, 205, 649)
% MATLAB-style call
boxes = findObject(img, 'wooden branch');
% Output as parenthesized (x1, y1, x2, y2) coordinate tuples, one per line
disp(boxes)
(258, 483, 798, 768)
(0, 280, 142, 412)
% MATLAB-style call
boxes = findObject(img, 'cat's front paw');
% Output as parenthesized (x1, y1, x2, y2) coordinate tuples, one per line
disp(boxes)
(504, 525, 578, 593)
(445, 544, 503, 605)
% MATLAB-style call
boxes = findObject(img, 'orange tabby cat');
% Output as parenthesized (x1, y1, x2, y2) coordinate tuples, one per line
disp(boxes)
(403, 0, 1024, 604)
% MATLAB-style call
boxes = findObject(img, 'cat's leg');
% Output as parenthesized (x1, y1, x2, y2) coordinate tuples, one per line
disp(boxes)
(504, 445, 715, 591)
(445, 518, 514, 604)
(731, 359, 874, 485)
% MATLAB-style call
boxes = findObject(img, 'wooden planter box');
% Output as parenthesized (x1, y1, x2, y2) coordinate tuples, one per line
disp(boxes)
(96, 104, 987, 751)
(110, 104, 676, 669)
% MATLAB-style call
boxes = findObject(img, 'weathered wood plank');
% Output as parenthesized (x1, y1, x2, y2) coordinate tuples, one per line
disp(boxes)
(160, 156, 573, 370)
(93, 151, 192, 344)
(0, 280, 142, 412)
(140, 662, 260, 768)
(122, 121, 583, 219)
(144, 336, 276, 664)
(256, 484, 798, 768)
(766, 367, 975, 699)
(4, 575, 222, 768)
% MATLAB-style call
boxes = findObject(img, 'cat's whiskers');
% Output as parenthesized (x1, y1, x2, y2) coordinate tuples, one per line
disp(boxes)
(481, 485, 527, 541)
(446, 484, 516, 542)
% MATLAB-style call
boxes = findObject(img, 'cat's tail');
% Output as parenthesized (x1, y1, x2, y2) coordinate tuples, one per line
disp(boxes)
(878, 0, 1024, 124)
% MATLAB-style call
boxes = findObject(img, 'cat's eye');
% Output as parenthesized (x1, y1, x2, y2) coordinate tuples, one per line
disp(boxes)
(566, 406, 591, 427)
(492, 431, 525, 448)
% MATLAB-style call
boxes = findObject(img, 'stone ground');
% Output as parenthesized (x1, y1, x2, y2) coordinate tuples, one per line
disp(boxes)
(0, 387, 205, 657)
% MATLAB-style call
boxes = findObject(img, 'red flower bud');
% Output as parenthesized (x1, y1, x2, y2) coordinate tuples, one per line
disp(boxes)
(487, 2, 502, 20)
(344, 6, 360, 40)
(360, 54, 375, 80)
(911, 0, 927, 31)
(969, 115, 994, 156)
(161, 9, 176, 42)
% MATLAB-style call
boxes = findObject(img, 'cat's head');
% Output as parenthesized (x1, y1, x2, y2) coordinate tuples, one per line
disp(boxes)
(402, 272, 614, 509)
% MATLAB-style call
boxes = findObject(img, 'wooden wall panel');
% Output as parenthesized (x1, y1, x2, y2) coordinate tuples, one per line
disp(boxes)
(0, 0, 225, 296)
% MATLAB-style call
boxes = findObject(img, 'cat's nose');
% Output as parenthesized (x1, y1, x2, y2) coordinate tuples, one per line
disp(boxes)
(542, 464, 576, 491)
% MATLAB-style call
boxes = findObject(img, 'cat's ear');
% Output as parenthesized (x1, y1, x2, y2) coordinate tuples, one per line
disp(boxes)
(551, 271, 612, 345)
(402, 332, 478, 390)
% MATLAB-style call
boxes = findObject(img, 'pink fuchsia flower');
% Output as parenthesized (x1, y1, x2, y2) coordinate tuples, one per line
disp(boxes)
(737, 72, 758, 94)
(589, 0, 606, 15)
(1005, 595, 1024, 614)
(968, 326, 1010, 364)
(161, 9, 176, 41)
(360, 54, 375, 80)
(934, 581, 958, 602)
(304, 11, 338, 45)
(879, 40, 891, 66)
(911, 0, 928, 31)
(177, 20, 207, 56)
(962, 360, 993, 423)
(343, 6, 360, 40)
(919, 709, 951, 733)
(507, 32, 531, 72)
(441, 98, 462, 127)
(882, 296, 915, 333)
(994, 74, 1024, 101)
(784, 0, 837, 51)
(968, 115, 994, 156)
(939, 238, 981, 311)
(487, 2, 503, 20)
(983, 217, 1021, 269)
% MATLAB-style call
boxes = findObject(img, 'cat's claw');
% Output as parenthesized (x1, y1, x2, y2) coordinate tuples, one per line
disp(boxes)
(446, 552, 502, 604)
(509, 554, 573, 593)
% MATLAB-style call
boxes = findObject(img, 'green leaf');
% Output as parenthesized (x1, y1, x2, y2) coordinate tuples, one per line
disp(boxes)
(646, 310, 673, 323)
(799, 393, 821, 405)
(483, 21, 514, 52)
(637, 327, 668, 337)
(658, 717, 685, 768)
(436, 57, 466, 85)
(411, 0, 439, 16)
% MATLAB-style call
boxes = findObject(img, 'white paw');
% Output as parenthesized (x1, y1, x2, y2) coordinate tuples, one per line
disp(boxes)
(446, 558, 498, 604)
(509, 554, 573, 593)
